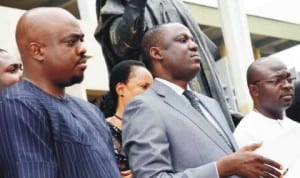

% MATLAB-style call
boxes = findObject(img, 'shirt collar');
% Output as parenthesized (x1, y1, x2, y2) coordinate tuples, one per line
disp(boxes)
(155, 78, 187, 96)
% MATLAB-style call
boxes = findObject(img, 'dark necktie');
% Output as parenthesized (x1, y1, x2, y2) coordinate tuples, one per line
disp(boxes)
(183, 90, 206, 116)
(183, 90, 233, 150)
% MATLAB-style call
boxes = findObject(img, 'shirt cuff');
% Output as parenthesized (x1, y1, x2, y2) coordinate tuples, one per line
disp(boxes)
(213, 162, 220, 178)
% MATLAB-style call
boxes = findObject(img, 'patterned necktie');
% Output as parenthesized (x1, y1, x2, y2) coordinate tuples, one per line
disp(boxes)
(183, 90, 233, 150)
(183, 90, 206, 116)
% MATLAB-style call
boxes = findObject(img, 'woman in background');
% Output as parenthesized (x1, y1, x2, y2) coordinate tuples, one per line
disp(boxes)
(0, 49, 22, 91)
(100, 60, 153, 178)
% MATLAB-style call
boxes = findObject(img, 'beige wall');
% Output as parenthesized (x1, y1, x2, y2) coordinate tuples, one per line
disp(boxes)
(0, 6, 109, 100)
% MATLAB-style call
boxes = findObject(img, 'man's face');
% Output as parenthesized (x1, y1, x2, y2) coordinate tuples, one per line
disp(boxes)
(160, 24, 201, 82)
(42, 18, 88, 87)
(253, 61, 294, 112)
(0, 52, 22, 90)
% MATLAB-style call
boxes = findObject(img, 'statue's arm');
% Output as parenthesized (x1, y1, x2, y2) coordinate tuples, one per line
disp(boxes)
(97, 0, 148, 59)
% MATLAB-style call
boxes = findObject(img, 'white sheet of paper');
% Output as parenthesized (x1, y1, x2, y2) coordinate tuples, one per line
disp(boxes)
(255, 125, 300, 177)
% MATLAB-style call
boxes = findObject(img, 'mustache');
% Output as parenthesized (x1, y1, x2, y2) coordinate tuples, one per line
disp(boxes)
(281, 88, 294, 96)
(80, 54, 93, 60)
(76, 54, 92, 65)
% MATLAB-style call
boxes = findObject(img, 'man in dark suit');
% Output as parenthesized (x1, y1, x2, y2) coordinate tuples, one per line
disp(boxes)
(123, 23, 283, 178)
(95, 0, 236, 130)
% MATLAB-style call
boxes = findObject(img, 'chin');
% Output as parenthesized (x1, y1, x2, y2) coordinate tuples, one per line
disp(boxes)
(190, 69, 200, 78)
(68, 75, 84, 86)
(280, 102, 292, 110)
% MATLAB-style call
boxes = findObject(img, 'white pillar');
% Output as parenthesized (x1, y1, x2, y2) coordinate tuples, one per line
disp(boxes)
(76, 0, 97, 27)
(66, 84, 88, 100)
(217, 0, 254, 114)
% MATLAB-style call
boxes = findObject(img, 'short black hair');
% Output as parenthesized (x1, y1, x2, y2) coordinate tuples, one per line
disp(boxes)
(100, 60, 146, 117)
(141, 24, 170, 72)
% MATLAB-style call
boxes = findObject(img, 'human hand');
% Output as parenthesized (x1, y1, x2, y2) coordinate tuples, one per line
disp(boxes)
(217, 142, 284, 178)
(121, 170, 133, 178)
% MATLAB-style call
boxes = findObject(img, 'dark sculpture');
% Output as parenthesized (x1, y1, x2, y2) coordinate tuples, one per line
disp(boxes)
(94, 0, 235, 130)
(286, 80, 300, 122)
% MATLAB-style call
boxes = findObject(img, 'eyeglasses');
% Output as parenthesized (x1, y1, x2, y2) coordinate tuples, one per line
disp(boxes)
(253, 77, 296, 86)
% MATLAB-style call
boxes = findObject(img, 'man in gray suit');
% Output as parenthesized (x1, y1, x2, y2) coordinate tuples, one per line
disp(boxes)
(123, 23, 283, 178)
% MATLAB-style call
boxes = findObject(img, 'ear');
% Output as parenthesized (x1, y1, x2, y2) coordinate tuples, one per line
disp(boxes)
(116, 82, 125, 98)
(29, 42, 44, 62)
(249, 84, 259, 97)
(149, 46, 163, 61)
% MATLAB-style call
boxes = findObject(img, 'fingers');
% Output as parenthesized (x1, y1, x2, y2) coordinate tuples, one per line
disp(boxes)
(256, 156, 283, 178)
(246, 163, 282, 178)
(230, 151, 283, 178)
(121, 170, 132, 177)
(262, 165, 282, 178)
(282, 168, 289, 176)
(240, 142, 263, 152)
(260, 156, 283, 170)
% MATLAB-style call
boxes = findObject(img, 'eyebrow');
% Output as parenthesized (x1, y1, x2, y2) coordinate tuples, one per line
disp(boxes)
(61, 33, 84, 41)
(270, 72, 291, 79)
(174, 33, 193, 39)
(164, 33, 193, 49)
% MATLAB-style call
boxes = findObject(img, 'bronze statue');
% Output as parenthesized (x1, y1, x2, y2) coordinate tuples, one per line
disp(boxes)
(95, 0, 236, 130)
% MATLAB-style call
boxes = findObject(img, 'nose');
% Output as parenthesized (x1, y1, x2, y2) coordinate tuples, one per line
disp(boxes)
(189, 40, 198, 51)
(76, 41, 87, 56)
(282, 79, 293, 89)
(18, 69, 23, 77)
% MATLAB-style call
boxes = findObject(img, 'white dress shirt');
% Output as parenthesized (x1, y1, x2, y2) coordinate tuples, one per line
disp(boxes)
(234, 110, 299, 148)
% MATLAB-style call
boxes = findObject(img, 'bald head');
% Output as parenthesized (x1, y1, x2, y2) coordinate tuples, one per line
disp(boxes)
(247, 57, 286, 86)
(16, 7, 78, 62)
(14, 7, 87, 93)
(247, 57, 294, 119)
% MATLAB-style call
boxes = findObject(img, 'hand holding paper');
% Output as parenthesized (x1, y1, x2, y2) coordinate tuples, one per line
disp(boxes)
(255, 126, 300, 177)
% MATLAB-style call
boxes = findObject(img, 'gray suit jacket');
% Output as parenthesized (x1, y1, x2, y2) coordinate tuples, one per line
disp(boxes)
(123, 80, 239, 178)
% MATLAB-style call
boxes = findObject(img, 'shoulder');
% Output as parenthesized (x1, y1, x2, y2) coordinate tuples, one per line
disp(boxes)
(124, 88, 164, 123)
(0, 81, 47, 114)
(1, 80, 35, 99)
(235, 111, 257, 127)
(130, 86, 160, 104)
(196, 92, 217, 103)
(68, 95, 100, 111)
(68, 95, 106, 119)
(284, 116, 300, 126)
(234, 111, 261, 137)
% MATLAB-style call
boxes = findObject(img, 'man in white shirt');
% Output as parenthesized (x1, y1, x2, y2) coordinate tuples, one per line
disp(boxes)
(234, 57, 300, 177)
(234, 57, 298, 147)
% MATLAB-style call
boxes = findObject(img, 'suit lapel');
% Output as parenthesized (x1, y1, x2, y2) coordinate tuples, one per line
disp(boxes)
(197, 94, 238, 151)
(152, 81, 234, 154)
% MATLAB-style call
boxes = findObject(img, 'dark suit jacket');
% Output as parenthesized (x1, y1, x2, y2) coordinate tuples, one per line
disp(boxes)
(123, 80, 238, 178)
(95, 0, 236, 131)
(286, 80, 300, 122)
